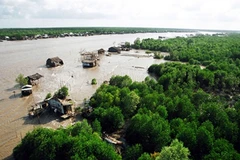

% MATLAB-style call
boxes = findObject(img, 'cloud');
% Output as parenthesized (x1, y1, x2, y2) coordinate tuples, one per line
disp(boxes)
(0, 0, 239, 30)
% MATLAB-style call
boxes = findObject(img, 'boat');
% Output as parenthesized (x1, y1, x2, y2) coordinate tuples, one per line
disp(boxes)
(21, 85, 32, 96)
(28, 101, 48, 117)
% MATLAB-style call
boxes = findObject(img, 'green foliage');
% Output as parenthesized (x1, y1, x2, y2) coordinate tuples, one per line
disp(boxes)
(138, 153, 153, 160)
(138, 153, 152, 160)
(121, 91, 140, 118)
(0, 27, 193, 40)
(153, 52, 163, 59)
(156, 105, 168, 119)
(110, 75, 132, 88)
(125, 42, 131, 48)
(55, 86, 69, 99)
(203, 139, 240, 160)
(133, 38, 141, 49)
(126, 112, 171, 152)
(87, 63, 240, 159)
(124, 144, 143, 160)
(92, 107, 124, 132)
(45, 93, 52, 99)
(92, 119, 102, 136)
(91, 78, 97, 85)
(195, 126, 214, 158)
(156, 139, 190, 160)
(145, 50, 152, 54)
(15, 74, 28, 86)
(13, 121, 121, 160)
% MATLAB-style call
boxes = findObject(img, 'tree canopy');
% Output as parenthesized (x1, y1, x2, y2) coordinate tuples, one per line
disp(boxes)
(13, 120, 121, 160)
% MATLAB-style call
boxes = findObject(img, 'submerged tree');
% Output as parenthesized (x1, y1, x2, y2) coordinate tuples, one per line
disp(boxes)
(91, 78, 97, 85)
(15, 73, 28, 86)
(55, 86, 69, 99)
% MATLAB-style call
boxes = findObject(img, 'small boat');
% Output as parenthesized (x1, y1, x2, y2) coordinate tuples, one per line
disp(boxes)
(21, 85, 32, 96)
(28, 101, 48, 117)
(103, 133, 123, 145)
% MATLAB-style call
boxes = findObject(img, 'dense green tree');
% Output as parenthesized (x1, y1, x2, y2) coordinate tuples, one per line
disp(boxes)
(92, 119, 102, 136)
(177, 123, 197, 156)
(92, 107, 124, 132)
(121, 91, 140, 118)
(137, 153, 152, 160)
(124, 144, 143, 160)
(195, 126, 214, 159)
(203, 139, 240, 160)
(13, 121, 121, 160)
(126, 112, 171, 152)
(156, 105, 168, 119)
(133, 38, 141, 49)
(110, 75, 132, 88)
(156, 139, 190, 160)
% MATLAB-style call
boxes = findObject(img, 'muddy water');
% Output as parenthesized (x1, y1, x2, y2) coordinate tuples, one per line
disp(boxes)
(0, 32, 194, 159)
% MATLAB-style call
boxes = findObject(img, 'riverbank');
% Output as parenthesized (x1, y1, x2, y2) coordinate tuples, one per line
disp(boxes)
(0, 27, 199, 41)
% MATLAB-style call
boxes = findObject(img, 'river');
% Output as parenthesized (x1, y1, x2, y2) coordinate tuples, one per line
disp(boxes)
(0, 31, 214, 159)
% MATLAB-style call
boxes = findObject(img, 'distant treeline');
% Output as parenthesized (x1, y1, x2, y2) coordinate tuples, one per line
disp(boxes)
(0, 27, 220, 40)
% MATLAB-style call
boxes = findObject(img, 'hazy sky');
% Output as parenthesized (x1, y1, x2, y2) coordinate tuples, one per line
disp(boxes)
(0, 0, 239, 30)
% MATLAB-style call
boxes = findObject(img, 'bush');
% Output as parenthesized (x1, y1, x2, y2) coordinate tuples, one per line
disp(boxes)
(45, 93, 52, 100)
(125, 42, 131, 48)
(145, 50, 152, 54)
(154, 52, 163, 59)
(15, 74, 28, 86)
(91, 78, 97, 85)
(56, 86, 68, 99)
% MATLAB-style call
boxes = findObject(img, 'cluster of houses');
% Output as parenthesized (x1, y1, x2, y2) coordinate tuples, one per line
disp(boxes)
(20, 44, 132, 119)
(19, 47, 128, 148)
(20, 56, 74, 119)
(3, 32, 95, 41)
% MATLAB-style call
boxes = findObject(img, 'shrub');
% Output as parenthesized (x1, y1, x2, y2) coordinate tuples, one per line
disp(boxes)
(154, 52, 163, 59)
(45, 93, 52, 100)
(56, 86, 69, 99)
(145, 50, 152, 54)
(15, 74, 28, 86)
(91, 78, 97, 85)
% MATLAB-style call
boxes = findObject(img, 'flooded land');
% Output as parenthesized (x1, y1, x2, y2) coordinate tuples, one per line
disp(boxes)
(0, 32, 203, 159)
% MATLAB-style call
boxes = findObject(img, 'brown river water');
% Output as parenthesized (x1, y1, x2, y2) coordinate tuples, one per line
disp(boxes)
(0, 32, 207, 159)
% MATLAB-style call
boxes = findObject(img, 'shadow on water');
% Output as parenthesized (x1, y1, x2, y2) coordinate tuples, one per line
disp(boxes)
(9, 93, 22, 99)
(23, 109, 64, 125)
(76, 65, 83, 68)
(5, 84, 20, 92)
(37, 64, 48, 69)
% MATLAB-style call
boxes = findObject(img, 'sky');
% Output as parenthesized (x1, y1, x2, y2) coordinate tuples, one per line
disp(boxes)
(0, 0, 239, 30)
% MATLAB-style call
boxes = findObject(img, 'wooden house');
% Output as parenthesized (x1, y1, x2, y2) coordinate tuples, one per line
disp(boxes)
(27, 73, 43, 85)
(48, 98, 74, 119)
(108, 47, 121, 53)
(46, 57, 64, 68)
(81, 52, 98, 67)
(98, 48, 105, 54)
